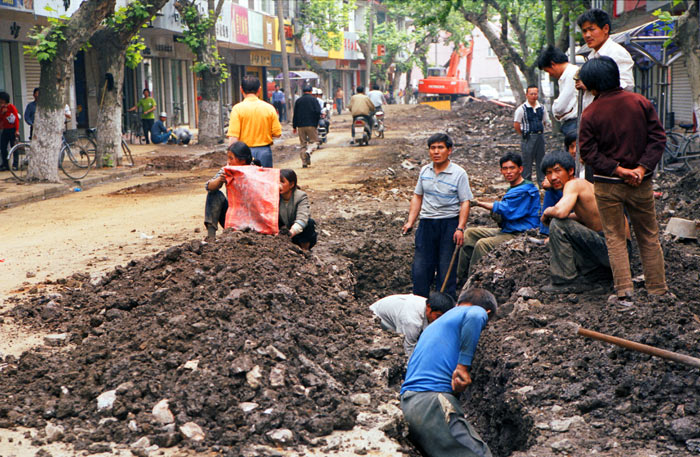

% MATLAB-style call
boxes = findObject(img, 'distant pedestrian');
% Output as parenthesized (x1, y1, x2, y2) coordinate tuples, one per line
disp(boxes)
(151, 112, 173, 144)
(578, 56, 667, 298)
(575, 8, 634, 109)
(292, 85, 322, 168)
(513, 85, 550, 187)
(24, 87, 39, 140)
(536, 46, 578, 137)
(402, 133, 472, 299)
(0, 91, 20, 171)
(128, 88, 157, 144)
(226, 75, 282, 168)
(271, 86, 286, 122)
(334, 87, 344, 115)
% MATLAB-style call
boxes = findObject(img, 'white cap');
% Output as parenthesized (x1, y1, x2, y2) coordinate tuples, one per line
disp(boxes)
(160, 111, 168, 117)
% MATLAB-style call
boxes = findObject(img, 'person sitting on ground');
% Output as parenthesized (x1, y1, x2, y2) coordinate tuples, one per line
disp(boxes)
(457, 152, 540, 281)
(151, 112, 173, 145)
(400, 288, 497, 457)
(204, 141, 261, 241)
(279, 168, 318, 250)
(370, 292, 455, 358)
(348, 86, 375, 143)
(540, 151, 616, 294)
(173, 126, 192, 145)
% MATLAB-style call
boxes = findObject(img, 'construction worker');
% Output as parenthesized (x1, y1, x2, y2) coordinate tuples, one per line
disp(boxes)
(536, 45, 578, 137)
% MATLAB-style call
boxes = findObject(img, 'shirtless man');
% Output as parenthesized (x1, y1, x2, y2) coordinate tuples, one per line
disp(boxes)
(540, 151, 613, 294)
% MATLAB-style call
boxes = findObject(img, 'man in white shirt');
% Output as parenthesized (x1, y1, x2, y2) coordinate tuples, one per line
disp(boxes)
(514, 86, 550, 187)
(575, 8, 635, 109)
(369, 292, 455, 358)
(368, 84, 387, 128)
(536, 45, 579, 137)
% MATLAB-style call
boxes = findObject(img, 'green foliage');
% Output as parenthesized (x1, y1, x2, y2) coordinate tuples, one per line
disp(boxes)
(105, 1, 154, 32)
(298, 0, 356, 51)
(23, 8, 69, 62)
(125, 35, 147, 69)
(178, 3, 228, 83)
(651, 0, 684, 48)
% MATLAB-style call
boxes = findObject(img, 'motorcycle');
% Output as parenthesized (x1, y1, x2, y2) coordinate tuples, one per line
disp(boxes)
(317, 109, 330, 145)
(352, 116, 371, 146)
(373, 109, 385, 139)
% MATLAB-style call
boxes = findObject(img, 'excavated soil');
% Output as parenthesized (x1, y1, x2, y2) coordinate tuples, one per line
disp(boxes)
(2, 101, 699, 457)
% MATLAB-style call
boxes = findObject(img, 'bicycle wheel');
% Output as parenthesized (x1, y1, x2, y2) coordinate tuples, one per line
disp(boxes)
(121, 139, 135, 166)
(662, 132, 684, 172)
(680, 134, 699, 170)
(69, 135, 97, 167)
(60, 144, 90, 180)
(8, 142, 29, 181)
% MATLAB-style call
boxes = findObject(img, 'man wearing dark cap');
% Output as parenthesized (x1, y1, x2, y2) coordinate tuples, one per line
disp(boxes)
(292, 84, 322, 168)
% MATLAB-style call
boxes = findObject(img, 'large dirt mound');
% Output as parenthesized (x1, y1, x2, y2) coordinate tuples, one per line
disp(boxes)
(0, 213, 417, 456)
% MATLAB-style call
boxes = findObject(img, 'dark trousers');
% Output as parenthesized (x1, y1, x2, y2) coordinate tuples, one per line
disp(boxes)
(141, 118, 154, 144)
(335, 98, 343, 115)
(521, 133, 545, 186)
(273, 101, 285, 122)
(204, 190, 228, 230)
(1, 128, 16, 170)
(291, 218, 318, 249)
(561, 119, 577, 137)
(250, 145, 273, 168)
(412, 217, 459, 299)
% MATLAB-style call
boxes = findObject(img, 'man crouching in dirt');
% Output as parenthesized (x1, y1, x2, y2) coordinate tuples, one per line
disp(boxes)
(400, 288, 496, 457)
(540, 151, 614, 294)
(402, 133, 472, 299)
(370, 292, 455, 358)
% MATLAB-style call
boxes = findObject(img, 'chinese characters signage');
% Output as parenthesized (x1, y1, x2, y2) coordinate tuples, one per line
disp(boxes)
(233, 5, 249, 45)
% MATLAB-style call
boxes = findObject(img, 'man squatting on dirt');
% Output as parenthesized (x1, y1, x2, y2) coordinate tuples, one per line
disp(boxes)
(578, 56, 667, 298)
(402, 133, 471, 299)
(400, 288, 497, 457)
(457, 152, 540, 281)
(540, 151, 617, 294)
(369, 292, 455, 358)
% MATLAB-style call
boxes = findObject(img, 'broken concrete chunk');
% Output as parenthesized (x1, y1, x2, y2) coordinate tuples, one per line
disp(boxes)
(96, 390, 117, 411)
(517, 287, 536, 299)
(231, 355, 253, 374)
(152, 399, 175, 424)
(265, 345, 287, 360)
(239, 402, 259, 413)
(246, 365, 263, 389)
(130, 437, 150, 449)
(183, 359, 199, 371)
(551, 416, 584, 432)
(128, 420, 139, 432)
(179, 422, 205, 441)
(270, 365, 285, 387)
(44, 333, 69, 347)
(350, 393, 371, 406)
(267, 428, 293, 445)
(45, 423, 64, 442)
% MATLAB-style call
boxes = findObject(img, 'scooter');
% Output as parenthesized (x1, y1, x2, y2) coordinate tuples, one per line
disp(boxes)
(317, 110, 330, 144)
(352, 116, 371, 146)
(374, 109, 385, 139)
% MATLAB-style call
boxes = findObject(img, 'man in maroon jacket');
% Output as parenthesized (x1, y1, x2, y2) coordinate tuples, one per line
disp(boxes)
(578, 56, 667, 299)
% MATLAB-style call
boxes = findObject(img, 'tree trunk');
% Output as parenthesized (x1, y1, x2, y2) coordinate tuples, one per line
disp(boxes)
(404, 66, 413, 103)
(293, 36, 327, 75)
(676, 1, 700, 126)
(198, 68, 221, 146)
(277, 0, 292, 120)
(545, 0, 555, 47)
(29, 0, 116, 182)
(365, 0, 373, 88)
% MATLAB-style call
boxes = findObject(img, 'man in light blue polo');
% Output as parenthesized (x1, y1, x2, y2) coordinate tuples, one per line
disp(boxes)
(400, 288, 496, 457)
(402, 133, 472, 299)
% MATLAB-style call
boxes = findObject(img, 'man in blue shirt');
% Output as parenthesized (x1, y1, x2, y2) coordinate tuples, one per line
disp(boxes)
(24, 87, 39, 139)
(402, 133, 472, 299)
(457, 152, 540, 280)
(271, 86, 286, 122)
(401, 287, 497, 457)
(151, 112, 173, 144)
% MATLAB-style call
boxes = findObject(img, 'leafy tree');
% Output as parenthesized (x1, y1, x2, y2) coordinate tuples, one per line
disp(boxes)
(23, 0, 116, 182)
(175, 0, 228, 146)
(90, 0, 169, 167)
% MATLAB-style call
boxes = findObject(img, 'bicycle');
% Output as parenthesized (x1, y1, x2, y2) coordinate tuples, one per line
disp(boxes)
(69, 128, 134, 167)
(661, 123, 700, 172)
(8, 135, 91, 182)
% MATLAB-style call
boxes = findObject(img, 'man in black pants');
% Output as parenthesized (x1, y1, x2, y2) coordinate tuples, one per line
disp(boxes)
(513, 85, 550, 187)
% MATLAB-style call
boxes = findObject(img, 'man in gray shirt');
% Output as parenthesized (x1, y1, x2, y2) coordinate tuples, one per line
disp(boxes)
(368, 84, 387, 127)
(370, 292, 455, 357)
(402, 133, 472, 298)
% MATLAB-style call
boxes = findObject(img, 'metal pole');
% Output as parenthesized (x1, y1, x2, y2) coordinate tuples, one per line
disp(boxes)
(277, 0, 292, 122)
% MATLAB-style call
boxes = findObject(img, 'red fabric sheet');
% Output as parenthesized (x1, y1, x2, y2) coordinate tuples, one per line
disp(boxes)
(224, 166, 280, 235)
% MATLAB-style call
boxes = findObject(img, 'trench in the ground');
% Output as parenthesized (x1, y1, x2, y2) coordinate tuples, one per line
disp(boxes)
(343, 228, 535, 457)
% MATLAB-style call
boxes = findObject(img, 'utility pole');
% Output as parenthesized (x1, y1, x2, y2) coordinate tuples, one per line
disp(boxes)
(277, 0, 292, 121)
(365, 0, 373, 88)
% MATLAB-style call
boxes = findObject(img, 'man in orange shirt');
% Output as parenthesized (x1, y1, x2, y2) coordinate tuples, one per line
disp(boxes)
(227, 76, 282, 168)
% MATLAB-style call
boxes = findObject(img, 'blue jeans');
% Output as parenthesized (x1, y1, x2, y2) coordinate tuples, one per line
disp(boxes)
(412, 217, 459, 299)
(251, 145, 273, 168)
(152, 132, 170, 144)
(561, 119, 578, 137)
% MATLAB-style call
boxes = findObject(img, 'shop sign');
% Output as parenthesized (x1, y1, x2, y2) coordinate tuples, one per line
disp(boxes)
(343, 32, 360, 60)
(250, 51, 271, 67)
(336, 59, 351, 70)
(262, 14, 276, 50)
(248, 10, 263, 45)
(0, 0, 32, 11)
(328, 31, 344, 59)
(0, 18, 31, 41)
(32, 0, 81, 16)
(270, 54, 282, 68)
(216, 0, 232, 42)
(150, 1, 184, 32)
(233, 4, 249, 44)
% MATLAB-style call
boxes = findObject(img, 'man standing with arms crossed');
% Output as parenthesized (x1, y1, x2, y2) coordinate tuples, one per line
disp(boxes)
(227, 76, 281, 168)
(513, 85, 550, 187)
(402, 133, 472, 299)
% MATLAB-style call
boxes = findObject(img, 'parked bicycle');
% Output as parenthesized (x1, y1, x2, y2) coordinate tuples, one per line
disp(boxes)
(661, 123, 700, 172)
(8, 133, 91, 181)
(69, 127, 134, 167)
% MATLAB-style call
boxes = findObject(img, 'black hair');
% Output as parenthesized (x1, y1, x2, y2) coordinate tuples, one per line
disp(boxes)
(33, 87, 40, 95)
(541, 151, 576, 175)
(280, 168, 298, 189)
(279, 87, 284, 92)
(427, 132, 453, 149)
(426, 292, 455, 314)
(372, 84, 379, 90)
(241, 75, 261, 94)
(143, 88, 150, 95)
(303, 85, 313, 93)
(577, 8, 612, 32)
(499, 152, 523, 167)
(526, 85, 538, 92)
(457, 288, 498, 319)
(228, 141, 253, 164)
(356, 86, 365, 94)
(536, 45, 568, 70)
(0, 92, 9, 103)
(579, 56, 619, 93)
(564, 131, 578, 150)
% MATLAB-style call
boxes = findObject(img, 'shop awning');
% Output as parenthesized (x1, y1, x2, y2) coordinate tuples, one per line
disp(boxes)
(275, 70, 319, 80)
(577, 20, 681, 67)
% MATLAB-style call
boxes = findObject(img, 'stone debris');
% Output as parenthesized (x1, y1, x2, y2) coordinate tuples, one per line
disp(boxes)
(350, 393, 372, 406)
(179, 422, 205, 441)
(151, 399, 175, 424)
(267, 428, 293, 445)
(96, 390, 116, 411)
(246, 365, 263, 389)
(44, 423, 64, 442)
(43, 333, 69, 347)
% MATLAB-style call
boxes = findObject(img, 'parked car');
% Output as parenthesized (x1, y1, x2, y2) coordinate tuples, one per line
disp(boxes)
(479, 85, 499, 100)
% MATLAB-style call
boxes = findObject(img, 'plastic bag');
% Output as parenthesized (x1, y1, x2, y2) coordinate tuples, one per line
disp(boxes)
(224, 166, 280, 235)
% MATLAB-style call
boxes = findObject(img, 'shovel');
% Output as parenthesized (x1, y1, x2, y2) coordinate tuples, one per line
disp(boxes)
(439, 244, 461, 293)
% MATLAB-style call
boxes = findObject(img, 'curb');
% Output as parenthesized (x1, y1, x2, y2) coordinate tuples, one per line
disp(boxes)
(0, 165, 149, 211)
